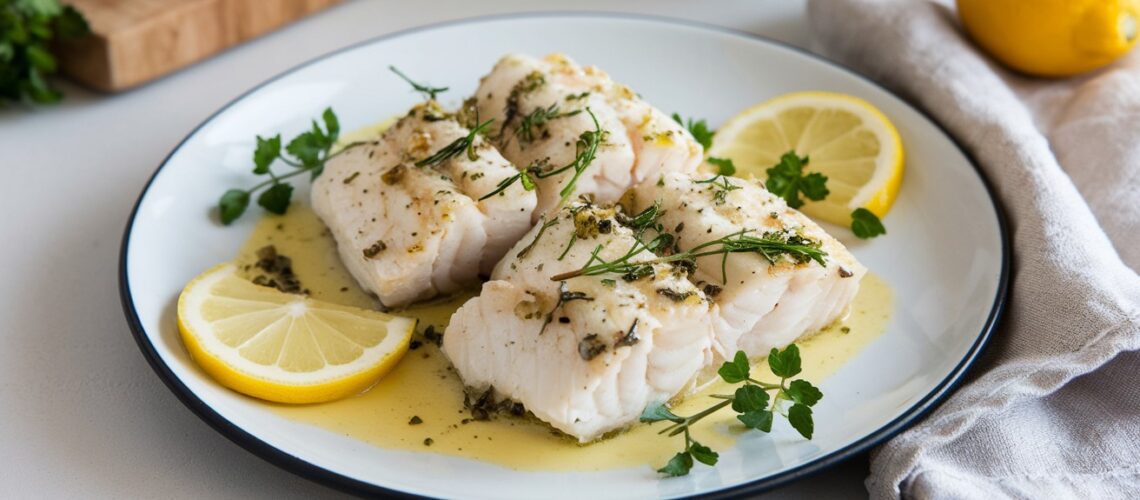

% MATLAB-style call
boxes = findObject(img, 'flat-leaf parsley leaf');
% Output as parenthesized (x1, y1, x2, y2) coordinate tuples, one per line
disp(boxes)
(216, 107, 361, 224)
(706, 156, 737, 176)
(1, 0, 90, 105)
(850, 208, 886, 239)
(765, 151, 828, 209)
(671, 113, 715, 150)
(643, 345, 822, 476)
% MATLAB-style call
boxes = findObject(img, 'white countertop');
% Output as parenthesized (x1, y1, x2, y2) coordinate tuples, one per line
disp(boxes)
(0, 0, 868, 497)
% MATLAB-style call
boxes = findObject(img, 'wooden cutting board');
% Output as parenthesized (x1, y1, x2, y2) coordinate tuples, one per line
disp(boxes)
(56, 0, 341, 92)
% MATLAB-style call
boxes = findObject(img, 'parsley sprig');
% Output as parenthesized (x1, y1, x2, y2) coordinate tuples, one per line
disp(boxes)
(1, 0, 90, 105)
(642, 345, 822, 477)
(765, 151, 828, 209)
(548, 229, 826, 283)
(479, 108, 604, 206)
(388, 65, 448, 101)
(765, 150, 887, 239)
(218, 108, 359, 224)
(671, 113, 715, 150)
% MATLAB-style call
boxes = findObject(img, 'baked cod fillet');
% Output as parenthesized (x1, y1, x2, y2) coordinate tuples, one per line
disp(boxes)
(629, 172, 865, 358)
(311, 102, 537, 308)
(442, 202, 715, 442)
(469, 53, 703, 220)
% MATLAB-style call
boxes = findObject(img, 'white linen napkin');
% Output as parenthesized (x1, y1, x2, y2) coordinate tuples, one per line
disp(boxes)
(805, 0, 1140, 497)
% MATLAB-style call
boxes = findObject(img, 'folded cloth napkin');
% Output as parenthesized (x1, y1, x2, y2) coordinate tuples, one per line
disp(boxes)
(806, 0, 1140, 497)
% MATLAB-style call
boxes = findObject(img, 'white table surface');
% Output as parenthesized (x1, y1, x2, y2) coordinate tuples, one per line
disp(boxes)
(0, 0, 869, 497)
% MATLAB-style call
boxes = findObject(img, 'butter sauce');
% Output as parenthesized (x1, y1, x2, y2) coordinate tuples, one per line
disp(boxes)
(236, 203, 892, 472)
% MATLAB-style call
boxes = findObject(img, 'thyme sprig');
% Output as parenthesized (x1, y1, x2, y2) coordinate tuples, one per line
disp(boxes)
(388, 66, 448, 101)
(548, 229, 826, 283)
(642, 345, 823, 477)
(478, 108, 604, 205)
(415, 119, 494, 167)
(218, 108, 362, 224)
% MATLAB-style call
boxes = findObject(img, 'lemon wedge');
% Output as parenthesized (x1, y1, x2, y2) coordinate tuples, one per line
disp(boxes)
(177, 263, 415, 404)
(707, 91, 904, 226)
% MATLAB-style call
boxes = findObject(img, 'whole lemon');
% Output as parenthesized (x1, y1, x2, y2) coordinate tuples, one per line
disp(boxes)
(957, 0, 1140, 77)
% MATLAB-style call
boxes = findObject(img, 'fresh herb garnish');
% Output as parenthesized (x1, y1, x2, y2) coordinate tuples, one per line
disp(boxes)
(415, 118, 494, 167)
(616, 201, 665, 237)
(479, 108, 604, 206)
(388, 65, 448, 101)
(642, 345, 822, 476)
(218, 108, 358, 224)
(670, 113, 715, 150)
(539, 281, 594, 335)
(765, 151, 828, 209)
(549, 229, 826, 283)
(499, 71, 547, 138)
(695, 174, 742, 205)
(1, 0, 90, 105)
(706, 156, 737, 176)
(514, 103, 581, 145)
(850, 208, 886, 239)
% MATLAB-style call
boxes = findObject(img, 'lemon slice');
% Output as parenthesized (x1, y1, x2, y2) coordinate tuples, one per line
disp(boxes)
(708, 91, 904, 225)
(177, 263, 415, 404)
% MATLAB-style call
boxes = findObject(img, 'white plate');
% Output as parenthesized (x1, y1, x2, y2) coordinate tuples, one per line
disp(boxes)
(120, 13, 1008, 499)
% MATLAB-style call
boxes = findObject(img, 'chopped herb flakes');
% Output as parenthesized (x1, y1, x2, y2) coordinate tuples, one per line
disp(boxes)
(362, 240, 387, 259)
(615, 319, 640, 347)
(250, 246, 305, 294)
(381, 164, 406, 185)
(577, 334, 607, 361)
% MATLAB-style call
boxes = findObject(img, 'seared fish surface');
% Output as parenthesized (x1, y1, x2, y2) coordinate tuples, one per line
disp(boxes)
(629, 172, 865, 358)
(470, 53, 703, 219)
(311, 102, 537, 307)
(442, 202, 715, 442)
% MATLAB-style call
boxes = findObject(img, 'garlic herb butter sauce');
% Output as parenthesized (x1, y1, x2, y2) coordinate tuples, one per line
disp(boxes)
(236, 203, 893, 472)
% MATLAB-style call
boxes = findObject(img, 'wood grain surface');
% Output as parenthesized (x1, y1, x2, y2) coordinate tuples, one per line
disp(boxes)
(56, 0, 341, 91)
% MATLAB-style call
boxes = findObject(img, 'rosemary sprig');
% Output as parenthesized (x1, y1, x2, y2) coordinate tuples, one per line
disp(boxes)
(415, 119, 494, 167)
(642, 345, 823, 477)
(515, 103, 581, 144)
(389, 66, 449, 101)
(548, 229, 826, 283)
(478, 108, 604, 205)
